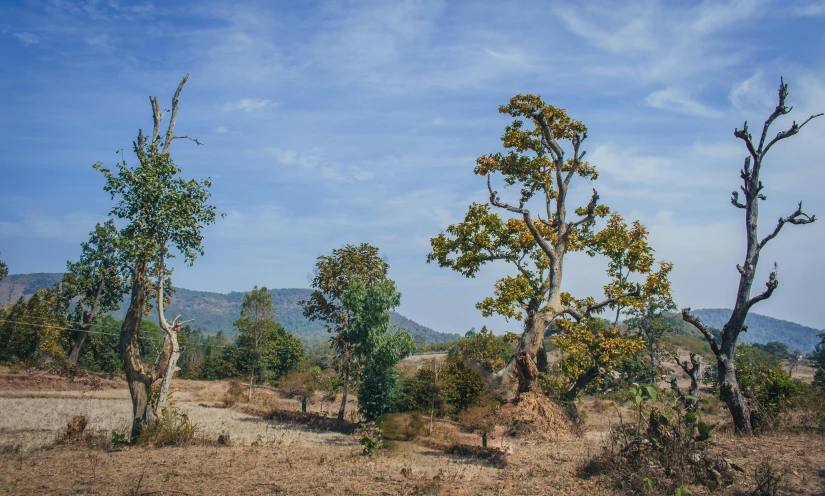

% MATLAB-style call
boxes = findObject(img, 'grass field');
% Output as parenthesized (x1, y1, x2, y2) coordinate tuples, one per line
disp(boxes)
(0, 360, 823, 495)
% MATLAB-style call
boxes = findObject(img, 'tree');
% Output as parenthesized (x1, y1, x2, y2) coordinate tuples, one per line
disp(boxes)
(429, 94, 671, 397)
(0, 256, 7, 281)
(457, 326, 517, 372)
(62, 220, 129, 367)
(0, 289, 68, 366)
(230, 286, 304, 397)
(95, 74, 220, 442)
(300, 243, 390, 422)
(682, 78, 821, 433)
(671, 352, 701, 412)
(624, 272, 677, 384)
(339, 277, 415, 421)
(811, 332, 825, 389)
(547, 318, 644, 402)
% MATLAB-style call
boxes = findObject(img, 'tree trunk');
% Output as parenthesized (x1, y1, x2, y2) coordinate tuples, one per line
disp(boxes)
(337, 363, 350, 422)
(717, 350, 751, 433)
(66, 328, 90, 367)
(515, 351, 538, 393)
(127, 377, 154, 440)
(120, 258, 173, 443)
(536, 342, 548, 374)
(156, 329, 181, 412)
(672, 352, 701, 412)
(563, 365, 599, 403)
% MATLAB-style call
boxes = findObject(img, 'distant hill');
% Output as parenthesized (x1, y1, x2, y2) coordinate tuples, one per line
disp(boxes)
(689, 308, 821, 353)
(0, 273, 460, 345)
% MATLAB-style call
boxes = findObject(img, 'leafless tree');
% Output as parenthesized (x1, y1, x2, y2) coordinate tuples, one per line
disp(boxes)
(671, 352, 701, 412)
(682, 78, 820, 433)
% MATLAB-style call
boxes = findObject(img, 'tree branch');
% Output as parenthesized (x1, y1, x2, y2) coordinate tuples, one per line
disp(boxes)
(161, 74, 190, 155)
(681, 308, 720, 356)
(757, 77, 792, 152)
(734, 121, 758, 161)
(759, 201, 817, 250)
(583, 283, 641, 315)
(531, 110, 564, 161)
(730, 190, 746, 209)
(747, 270, 778, 310)
(569, 189, 600, 228)
(171, 136, 202, 146)
(487, 175, 525, 214)
(763, 112, 824, 156)
(488, 175, 558, 263)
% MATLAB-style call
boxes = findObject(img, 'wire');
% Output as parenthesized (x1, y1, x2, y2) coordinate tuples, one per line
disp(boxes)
(0, 318, 240, 350)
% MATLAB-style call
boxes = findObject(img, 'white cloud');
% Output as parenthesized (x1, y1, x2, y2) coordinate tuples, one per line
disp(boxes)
(729, 71, 775, 115)
(222, 98, 279, 112)
(646, 87, 723, 118)
(267, 148, 322, 169)
(791, 2, 825, 17)
(212, 126, 229, 134)
(483, 47, 530, 67)
(13, 32, 40, 45)
(0, 212, 101, 239)
(85, 33, 115, 51)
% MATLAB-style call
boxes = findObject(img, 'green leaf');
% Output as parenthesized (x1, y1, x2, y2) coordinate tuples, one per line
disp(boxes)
(645, 385, 658, 402)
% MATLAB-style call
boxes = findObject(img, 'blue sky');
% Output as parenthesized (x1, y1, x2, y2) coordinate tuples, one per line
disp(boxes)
(1, 0, 824, 334)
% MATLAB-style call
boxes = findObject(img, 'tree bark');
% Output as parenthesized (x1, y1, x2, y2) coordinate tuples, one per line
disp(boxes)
(337, 363, 350, 422)
(156, 326, 181, 412)
(120, 258, 173, 442)
(671, 352, 701, 412)
(66, 328, 90, 367)
(563, 365, 599, 403)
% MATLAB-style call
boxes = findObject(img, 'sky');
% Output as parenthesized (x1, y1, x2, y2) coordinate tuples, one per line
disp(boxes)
(1, 0, 824, 335)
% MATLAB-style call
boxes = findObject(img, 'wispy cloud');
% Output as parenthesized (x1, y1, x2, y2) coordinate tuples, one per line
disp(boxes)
(212, 126, 229, 134)
(222, 98, 279, 112)
(13, 32, 39, 45)
(646, 87, 723, 118)
(791, 2, 825, 17)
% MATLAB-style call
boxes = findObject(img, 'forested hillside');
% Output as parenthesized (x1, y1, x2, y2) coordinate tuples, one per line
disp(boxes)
(690, 308, 821, 352)
(0, 273, 459, 345)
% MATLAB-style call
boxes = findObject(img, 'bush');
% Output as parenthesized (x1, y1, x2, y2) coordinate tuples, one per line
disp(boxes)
(223, 379, 248, 407)
(458, 405, 498, 434)
(380, 413, 427, 441)
(583, 385, 734, 494)
(138, 407, 198, 447)
(439, 352, 485, 417)
(354, 421, 384, 455)
(397, 363, 443, 414)
(738, 364, 803, 430)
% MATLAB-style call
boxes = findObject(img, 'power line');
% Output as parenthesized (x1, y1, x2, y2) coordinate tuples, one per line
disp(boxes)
(0, 318, 240, 351)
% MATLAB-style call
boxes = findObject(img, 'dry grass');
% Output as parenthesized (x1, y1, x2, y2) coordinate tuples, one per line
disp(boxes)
(0, 365, 824, 495)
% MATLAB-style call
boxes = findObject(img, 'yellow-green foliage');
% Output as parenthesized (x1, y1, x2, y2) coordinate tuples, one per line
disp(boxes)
(547, 318, 643, 400)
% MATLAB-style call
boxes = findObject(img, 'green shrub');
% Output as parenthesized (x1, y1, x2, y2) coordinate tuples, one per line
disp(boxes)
(137, 406, 198, 447)
(354, 421, 384, 455)
(440, 352, 485, 417)
(738, 364, 803, 430)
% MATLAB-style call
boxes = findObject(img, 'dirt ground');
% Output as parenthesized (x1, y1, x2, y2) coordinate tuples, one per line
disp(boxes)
(0, 365, 823, 495)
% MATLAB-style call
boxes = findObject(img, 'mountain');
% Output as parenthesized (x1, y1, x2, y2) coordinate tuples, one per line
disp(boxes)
(689, 308, 822, 353)
(0, 273, 460, 345)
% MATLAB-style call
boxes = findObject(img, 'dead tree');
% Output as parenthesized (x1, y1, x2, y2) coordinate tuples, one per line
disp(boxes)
(682, 78, 820, 433)
(670, 352, 701, 412)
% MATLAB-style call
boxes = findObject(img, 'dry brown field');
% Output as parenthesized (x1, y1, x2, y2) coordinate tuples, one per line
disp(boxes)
(0, 360, 823, 496)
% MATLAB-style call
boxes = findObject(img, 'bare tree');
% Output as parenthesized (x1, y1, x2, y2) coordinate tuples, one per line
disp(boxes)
(670, 352, 701, 412)
(682, 78, 820, 433)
